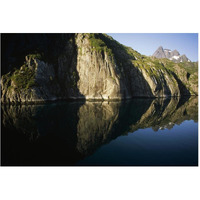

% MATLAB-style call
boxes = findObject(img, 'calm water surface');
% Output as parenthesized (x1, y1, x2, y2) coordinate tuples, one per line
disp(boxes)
(1, 97, 198, 166)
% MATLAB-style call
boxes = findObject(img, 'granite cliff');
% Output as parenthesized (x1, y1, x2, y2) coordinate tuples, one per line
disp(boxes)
(1, 33, 198, 103)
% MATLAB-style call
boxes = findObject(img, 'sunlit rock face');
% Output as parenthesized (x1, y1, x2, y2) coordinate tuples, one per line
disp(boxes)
(1, 34, 198, 103)
(1, 97, 198, 164)
(75, 34, 122, 100)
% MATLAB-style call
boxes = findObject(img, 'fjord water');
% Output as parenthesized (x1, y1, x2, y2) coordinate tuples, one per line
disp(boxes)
(1, 97, 198, 166)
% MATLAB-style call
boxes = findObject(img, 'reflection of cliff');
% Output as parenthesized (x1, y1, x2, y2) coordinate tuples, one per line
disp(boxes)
(2, 105, 41, 141)
(76, 102, 120, 154)
(2, 103, 82, 142)
(129, 96, 198, 132)
(1, 102, 84, 165)
(1, 97, 198, 165)
(76, 97, 198, 155)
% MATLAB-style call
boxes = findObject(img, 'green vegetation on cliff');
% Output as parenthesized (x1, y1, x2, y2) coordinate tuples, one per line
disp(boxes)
(179, 61, 198, 74)
(87, 33, 114, 57)
(2, 54, 39, 93)
(88, 33, 137, 65)
(11, 66, 36, 90)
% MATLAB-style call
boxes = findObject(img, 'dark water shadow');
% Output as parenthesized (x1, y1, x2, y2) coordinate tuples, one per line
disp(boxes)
(1, 96, 198, 166)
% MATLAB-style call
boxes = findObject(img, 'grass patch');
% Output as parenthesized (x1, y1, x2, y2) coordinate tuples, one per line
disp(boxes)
(27, 53, 42, 60)
(178, 62, 198, 74)
(11, 66, 37, 90)
(88, 34, 114, 57)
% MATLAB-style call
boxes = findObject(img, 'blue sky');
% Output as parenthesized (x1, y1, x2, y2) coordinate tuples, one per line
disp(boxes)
(107, 33, 198, 62)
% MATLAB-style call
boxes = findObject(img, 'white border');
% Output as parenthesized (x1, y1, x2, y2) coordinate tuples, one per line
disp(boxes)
(0, 0, 199, 200)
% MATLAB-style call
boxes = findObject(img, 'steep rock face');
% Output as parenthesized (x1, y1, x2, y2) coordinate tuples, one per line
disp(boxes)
(1, 34, 198, 103)
(75, 34, 122, 99)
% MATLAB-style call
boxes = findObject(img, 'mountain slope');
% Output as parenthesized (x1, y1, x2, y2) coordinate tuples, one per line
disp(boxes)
(1, 33, 198, 103)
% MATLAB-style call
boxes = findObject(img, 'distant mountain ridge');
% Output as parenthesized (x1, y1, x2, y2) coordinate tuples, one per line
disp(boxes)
(153, 46, 191, 63)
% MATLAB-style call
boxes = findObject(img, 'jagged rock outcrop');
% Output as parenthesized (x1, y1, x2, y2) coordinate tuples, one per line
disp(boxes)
(153, 46, 191, 62)
(1, 34, 198, 103)
(153, 46, 166, 58)
(1, 55, 59, 103)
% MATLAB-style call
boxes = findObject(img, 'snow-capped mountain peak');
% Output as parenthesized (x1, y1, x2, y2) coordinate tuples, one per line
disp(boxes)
(153, 46, 190, 63)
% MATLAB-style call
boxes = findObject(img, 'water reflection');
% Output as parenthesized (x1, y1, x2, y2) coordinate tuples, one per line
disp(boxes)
(1, 96, 198, 166)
